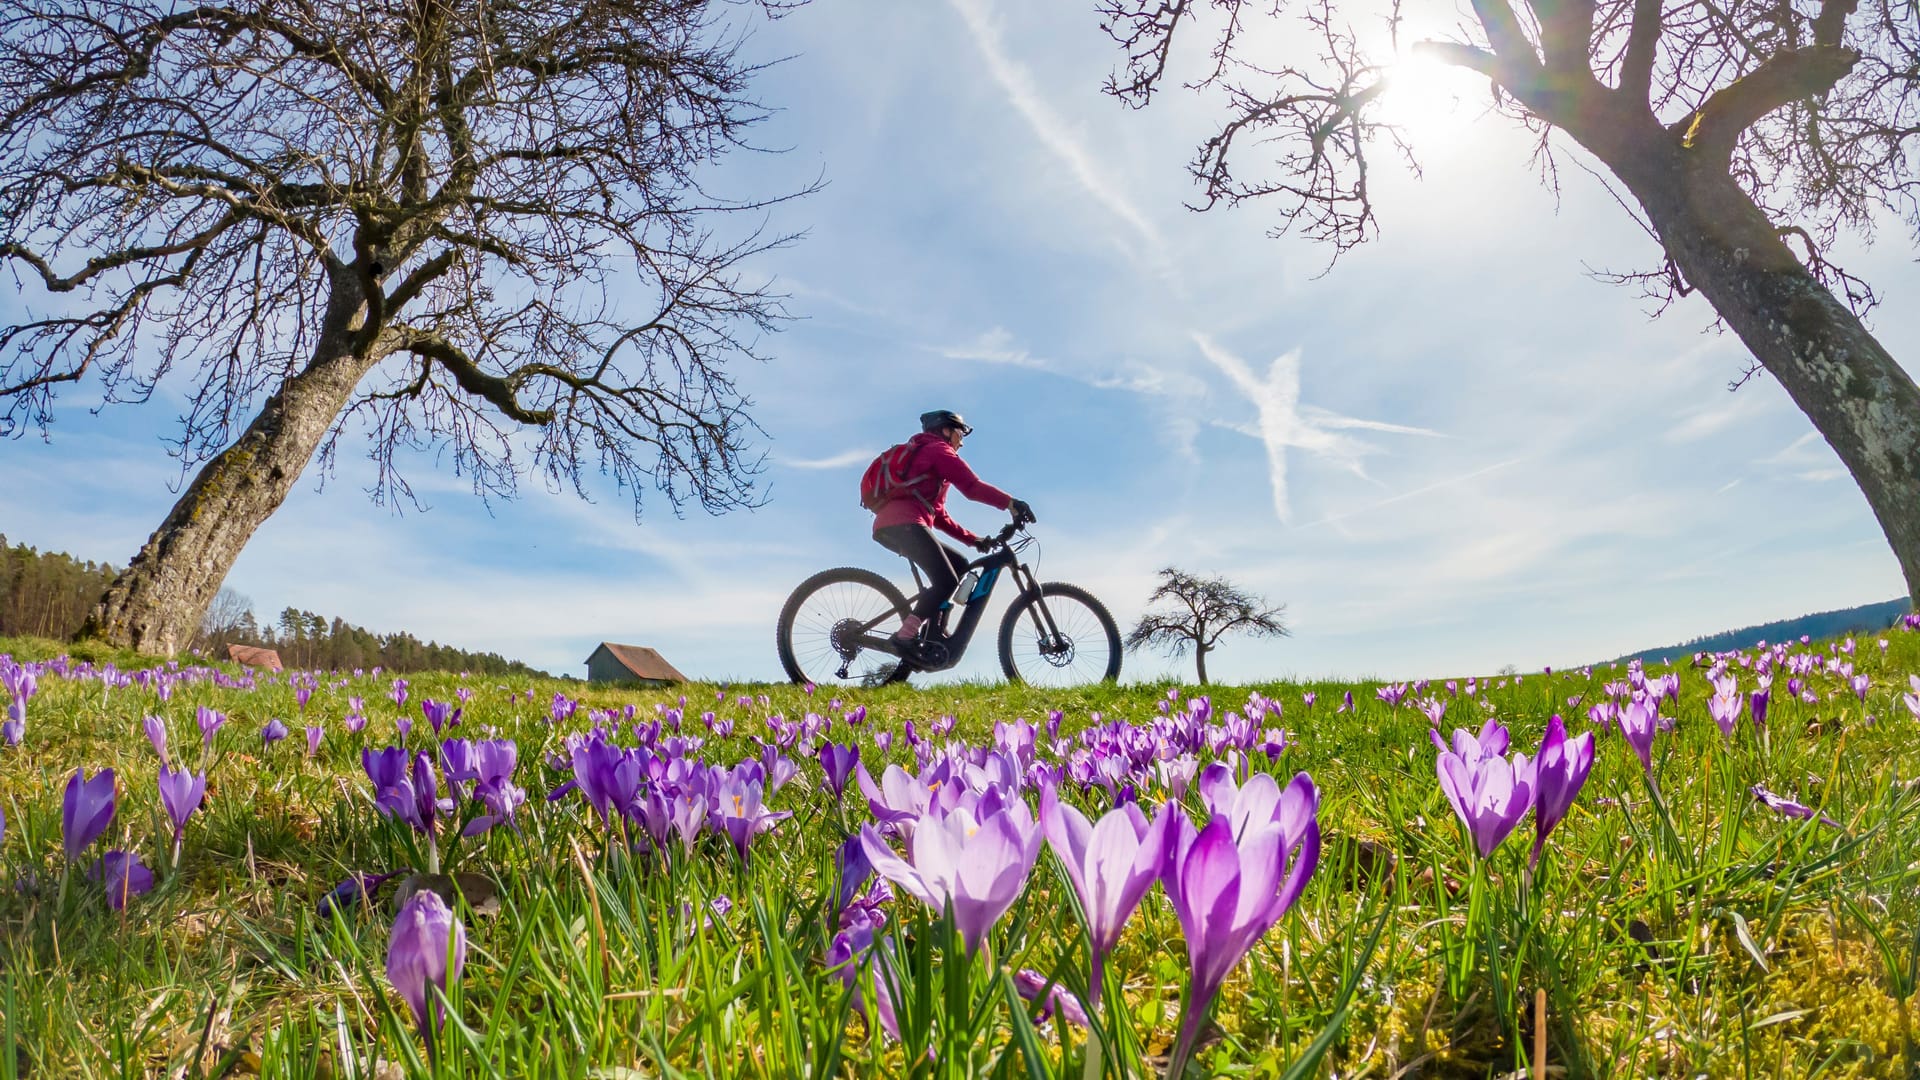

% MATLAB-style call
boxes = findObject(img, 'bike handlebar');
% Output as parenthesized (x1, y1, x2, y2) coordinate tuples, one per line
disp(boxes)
(985, 518, 1024, 549)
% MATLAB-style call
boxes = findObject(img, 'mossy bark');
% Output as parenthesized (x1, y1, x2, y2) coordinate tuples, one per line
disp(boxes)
(79, 335, 384, 655)
(1585, 118, 1920, 608)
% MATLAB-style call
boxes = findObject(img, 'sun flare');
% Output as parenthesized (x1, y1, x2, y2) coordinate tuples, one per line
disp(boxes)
(1374, 46, 1484, 146)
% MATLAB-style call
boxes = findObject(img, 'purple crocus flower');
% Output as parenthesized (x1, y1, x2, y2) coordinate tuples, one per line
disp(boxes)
(261, 718, 290, 747)
(420, 699, 460, 734)
(296, 685, 313, 712)
(834, 833, 875, 918)
(139, 714, 169, 765)
(1162, 779, 1320, 1080)
(63, 767, 117, 862)
(440, 739, 480, 788)
(1528, 715, 1594, 870)
(1, 662, 35, 744)
(1750, 785, 1840, 828)
(389, 679, 409, 709)
(712, 774, 791, 861)
(1707, 676, 1742, 738)
(1436, 738, 1535, 859)
(856, 762, 955, 835)
(306, 725, 324, 758)
(1038, 786, 1175, 1006)
(1013, 968, 1092, 1029)
(197, 705, 226, 748)
(373, 753, 446, 836)
(859, 799, 1042, 954)
(386, 890, 466, 1041)
(1156, 755, 1198, 801)
(317, 870, 403, 918)
(819, 743, 860, 802)
(570, 737, 642, 828)
(364, 746, 409, 793)
(157, 766, 207, 845)
(668, 789, 708, 853)
(1617, 696, 1659, 774)
(1427, 719, 1511, 764)
(1748, 688, 1770, 731)
(89, 850, 154, 910)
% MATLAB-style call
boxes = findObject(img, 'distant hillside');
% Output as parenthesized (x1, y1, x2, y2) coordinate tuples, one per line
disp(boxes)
(1616, 596, 1915, 665)
(1, 534, 545, 676)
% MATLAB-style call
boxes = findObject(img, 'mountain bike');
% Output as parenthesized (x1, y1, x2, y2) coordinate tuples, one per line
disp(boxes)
(775, 515, 1122, 688)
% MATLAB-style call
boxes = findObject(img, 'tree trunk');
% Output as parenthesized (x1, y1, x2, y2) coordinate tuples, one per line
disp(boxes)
(1601, 130, 1920, 609)
(79, 335, 383, 655)
(1194, 644, 1210, 685)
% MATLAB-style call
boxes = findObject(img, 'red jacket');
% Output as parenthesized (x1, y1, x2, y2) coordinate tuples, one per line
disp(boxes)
(871, 432, 1012, 544)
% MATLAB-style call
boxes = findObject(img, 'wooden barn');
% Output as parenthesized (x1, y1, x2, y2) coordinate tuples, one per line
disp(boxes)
(584, 642, 688, 687)
(226, 644, 284, 672)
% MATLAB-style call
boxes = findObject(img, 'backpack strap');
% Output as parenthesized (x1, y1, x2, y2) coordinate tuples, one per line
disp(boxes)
(890, 442, 937, 510)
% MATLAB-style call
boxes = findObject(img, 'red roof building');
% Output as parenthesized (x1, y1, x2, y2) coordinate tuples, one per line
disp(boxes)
(584, 642, 688, 686)
(226, 644, 284, 672)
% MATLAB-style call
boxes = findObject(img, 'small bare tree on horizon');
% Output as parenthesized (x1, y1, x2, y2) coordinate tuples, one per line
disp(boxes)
(1125, 567, 1290, 684)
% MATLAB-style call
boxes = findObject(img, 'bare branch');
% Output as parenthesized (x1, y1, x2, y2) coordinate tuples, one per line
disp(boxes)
(1618, 0, 1664, 105)
(1681, 44, 1863, 162)
(2, 0, 806, 521)
(1125, 567, 1289, 682)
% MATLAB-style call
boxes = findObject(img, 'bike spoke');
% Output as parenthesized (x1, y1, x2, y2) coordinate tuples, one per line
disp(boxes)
(780, 576, 908, 686)
(1006, 591, 1116, 688)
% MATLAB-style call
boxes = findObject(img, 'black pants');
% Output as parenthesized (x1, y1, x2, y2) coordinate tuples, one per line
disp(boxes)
(874, 525, 970, 623)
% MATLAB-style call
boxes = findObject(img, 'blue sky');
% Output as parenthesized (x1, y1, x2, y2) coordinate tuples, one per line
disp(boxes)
(6, 0, 1917, 682)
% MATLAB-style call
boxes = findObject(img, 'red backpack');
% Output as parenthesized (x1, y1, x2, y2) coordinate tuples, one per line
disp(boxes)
(859, 442, 935, 513)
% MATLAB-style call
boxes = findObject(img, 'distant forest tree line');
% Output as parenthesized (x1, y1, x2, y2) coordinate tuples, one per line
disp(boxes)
(1618, 597, 1916, 666)
(0, 535, 542, 676)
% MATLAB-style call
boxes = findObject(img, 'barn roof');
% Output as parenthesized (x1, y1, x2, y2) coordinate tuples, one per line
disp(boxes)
(226, 644, 284, 672)
(588, 642, 688, 683)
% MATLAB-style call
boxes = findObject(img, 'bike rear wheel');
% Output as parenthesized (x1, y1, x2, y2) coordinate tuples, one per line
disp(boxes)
(776, 567, 915, 687)
(998, 582, 1122, 687)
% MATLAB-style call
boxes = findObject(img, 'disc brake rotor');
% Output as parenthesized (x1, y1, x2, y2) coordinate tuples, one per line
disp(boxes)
(1038, 635, 1075, 668)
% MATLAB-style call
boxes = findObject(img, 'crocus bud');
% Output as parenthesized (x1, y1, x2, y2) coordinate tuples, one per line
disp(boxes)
(386, 890, 466, 1039)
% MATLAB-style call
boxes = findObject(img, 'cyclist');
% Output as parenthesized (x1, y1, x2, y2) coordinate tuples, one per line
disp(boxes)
(871, 409, 1035, 649)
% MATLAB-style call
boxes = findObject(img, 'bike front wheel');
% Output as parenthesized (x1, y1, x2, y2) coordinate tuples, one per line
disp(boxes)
(997, 582, 1122, 687)
(776, 567, 915, 687)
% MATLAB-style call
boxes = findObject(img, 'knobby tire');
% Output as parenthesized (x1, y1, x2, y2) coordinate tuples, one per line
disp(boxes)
(997, 581, 1122, 686)
(776, 567, 915, 687)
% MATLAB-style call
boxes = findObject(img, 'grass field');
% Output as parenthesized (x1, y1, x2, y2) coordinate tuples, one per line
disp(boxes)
(1, 629, 1916, 1079)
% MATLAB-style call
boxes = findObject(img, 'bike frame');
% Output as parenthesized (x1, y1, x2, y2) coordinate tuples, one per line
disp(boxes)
(852, 526, 1064, 670)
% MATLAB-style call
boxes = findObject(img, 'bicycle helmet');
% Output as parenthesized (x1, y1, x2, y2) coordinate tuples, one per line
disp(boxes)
(920, 409, 973, 436)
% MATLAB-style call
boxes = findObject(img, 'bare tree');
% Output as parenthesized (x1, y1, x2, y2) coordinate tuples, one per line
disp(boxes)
(1125, 567, 1290, 683)
(0, 0, 810, 655)
(1099, 0, 1920, 607)
(194, 586, 254, 655)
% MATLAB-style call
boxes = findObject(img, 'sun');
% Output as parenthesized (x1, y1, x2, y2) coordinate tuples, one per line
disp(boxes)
(1372, 45, 1484, 148)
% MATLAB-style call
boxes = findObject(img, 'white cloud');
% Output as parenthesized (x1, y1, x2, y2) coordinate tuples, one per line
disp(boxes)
(1760, 431, 1827, 465)
(1193, 334, 1442, 522)
(779, 449, 874, 470)
(1665, 386, 1770, 443)
(935, 328, 1052, 369)
(1297, 457, 1523, 529)
(944, 0, 1169, 270)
